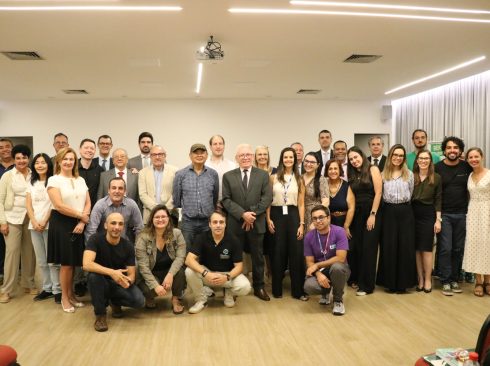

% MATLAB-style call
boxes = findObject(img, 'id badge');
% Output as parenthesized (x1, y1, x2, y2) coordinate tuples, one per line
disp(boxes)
(282, 205, 288, 215)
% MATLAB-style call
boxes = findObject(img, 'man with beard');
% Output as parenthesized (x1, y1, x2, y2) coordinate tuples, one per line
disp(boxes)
(127, 132, 153, 172)
(435, 136, 472, 296)
(406, 129, 440, 170)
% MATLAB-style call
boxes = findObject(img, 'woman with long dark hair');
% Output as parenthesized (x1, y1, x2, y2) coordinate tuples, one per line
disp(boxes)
(412, 149, 441, 293)
(26, 153, 61, 302)
(346, 146, 382, 296)
(302, 152, 329, 231)
(135, 204, 186, 313)
(267, 147, 307, 300)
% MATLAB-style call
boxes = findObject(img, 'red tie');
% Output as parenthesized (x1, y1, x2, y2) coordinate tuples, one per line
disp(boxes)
(118, 171, 124, 178)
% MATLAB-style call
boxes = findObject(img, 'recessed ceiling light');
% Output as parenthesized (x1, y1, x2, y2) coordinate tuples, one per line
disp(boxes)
(385, 56, 486, 95)
(0, 5, 182, 11)
(289, 1, 490, 15)
(228, 8, 490, 23)
(195, 63, 203, 94)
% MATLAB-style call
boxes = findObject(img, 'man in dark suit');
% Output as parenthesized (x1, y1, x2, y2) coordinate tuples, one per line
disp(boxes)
(367, 136, 387, 171)
(97, 148, 139, 204)
(222, 144, 273, 301)
(95, 135, 114, 171)
(291, 142, 305, 175)
(127, 131, 153, 172)
(315, 129, 334, 176)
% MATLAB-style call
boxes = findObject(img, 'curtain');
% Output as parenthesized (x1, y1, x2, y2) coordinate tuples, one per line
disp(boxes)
(393, 70, 490, 164)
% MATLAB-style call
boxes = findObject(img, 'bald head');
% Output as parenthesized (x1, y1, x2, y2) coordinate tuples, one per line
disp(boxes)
(105, 213, 125, 242)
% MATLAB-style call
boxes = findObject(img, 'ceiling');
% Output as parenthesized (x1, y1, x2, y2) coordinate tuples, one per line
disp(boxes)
(0, 0, 489, 102)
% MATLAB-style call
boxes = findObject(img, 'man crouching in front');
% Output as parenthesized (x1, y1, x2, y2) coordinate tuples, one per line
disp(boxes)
(83, 213, 145, 332)
(185, 210, 251, 314)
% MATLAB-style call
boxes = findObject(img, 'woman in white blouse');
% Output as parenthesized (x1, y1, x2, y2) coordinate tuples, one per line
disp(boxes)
(47, 147, 91, 313)
(26, 153, 60, 302)
(0, 145, 37, 303)
(377, 144, 416, 293)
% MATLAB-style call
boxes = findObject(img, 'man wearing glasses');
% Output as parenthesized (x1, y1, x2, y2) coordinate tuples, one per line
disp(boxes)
(138, 145, 177, 223)
(96, 135, 114, 171)
(221, 144, 272, 301)
(304, 205, 350, 316)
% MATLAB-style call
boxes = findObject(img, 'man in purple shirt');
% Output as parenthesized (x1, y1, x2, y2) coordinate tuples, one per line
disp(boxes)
(304, 205, 350, 316)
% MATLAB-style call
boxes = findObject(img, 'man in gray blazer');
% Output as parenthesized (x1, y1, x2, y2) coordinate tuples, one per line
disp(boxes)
(127, 131, 153, 172)
(97, 148, 139, 204)
(222, 144, 272, 301)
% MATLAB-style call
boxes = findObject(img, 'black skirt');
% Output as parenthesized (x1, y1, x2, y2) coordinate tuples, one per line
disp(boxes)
(47, 210, 84, 266)
(412, 201, 436, 252)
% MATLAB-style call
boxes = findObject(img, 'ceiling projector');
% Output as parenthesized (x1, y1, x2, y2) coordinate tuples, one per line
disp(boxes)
(196, 35, 224, 61)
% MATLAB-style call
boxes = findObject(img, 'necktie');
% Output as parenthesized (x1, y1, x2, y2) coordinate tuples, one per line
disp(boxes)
(118, 171, 124, 178)
(242, 169, 248, 190)
(374, 158, 379, 166)
(102, 159, 107, 171)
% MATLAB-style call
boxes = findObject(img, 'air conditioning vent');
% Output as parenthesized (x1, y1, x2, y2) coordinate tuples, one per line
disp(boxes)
(344, 54, 382, 63)
(297, 89, 321, 95)
(62, 89, 89, 95)
(1, 51, 43, 60)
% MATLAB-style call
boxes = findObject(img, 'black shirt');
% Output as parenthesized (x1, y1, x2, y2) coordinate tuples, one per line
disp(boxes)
(78, 159, 104, 209)
(190, 231, 242, 272)
(86, 233, 135, 275)
(153, 248, 172, 272)
(435, 160, 472, 214)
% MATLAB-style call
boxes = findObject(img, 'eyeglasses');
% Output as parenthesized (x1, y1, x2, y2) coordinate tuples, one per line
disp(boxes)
(150, 153, 166, 158)
(303, 159, 318, 165)
(392, 153, 405, 158)
(417, 157, 430, 161)
(99, 142, 112, 146)
(311, 215, 328, 222)
(154, 215, 169, 220)
(238, 153, 253, 159)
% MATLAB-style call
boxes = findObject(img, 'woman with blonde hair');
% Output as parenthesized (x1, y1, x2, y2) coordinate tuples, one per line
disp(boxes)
(377, 144, 415, 293)
(47, 147, 91, 312)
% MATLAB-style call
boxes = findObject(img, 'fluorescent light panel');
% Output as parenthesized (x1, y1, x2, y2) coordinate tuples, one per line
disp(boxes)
(228, 8, 490, 23)
(290, 1, 490, 15)
(385, 56, 486, 95)
(195, 63, 203, 94)
(0, 5, 182, 11)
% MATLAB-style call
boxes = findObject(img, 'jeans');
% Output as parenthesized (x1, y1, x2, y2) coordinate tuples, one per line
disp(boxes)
(304, 262, 351, 302)
(437, 213, 466, 284)
(181, 217, 210, 252)
(87, 272, 145, 316)
(30, 230, 61, 294)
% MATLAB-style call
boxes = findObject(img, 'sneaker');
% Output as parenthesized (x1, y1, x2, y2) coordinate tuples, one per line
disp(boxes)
(189, 300, 207, 314)
(356, 290, 367, 296)
(34, 291, 53, 301)
(224, 289, 235, 308)
(94, 315, 108, 332)
(450, 282, 463, 293)
(54, 293, 62, 304)
(333, 301, 345, 316)
(0, 292, 10, 303)
(110, 304, 123, 318)
(319, 294, 330, 305)
(203, 286, 215, 297)
(442, 284, 453, 296)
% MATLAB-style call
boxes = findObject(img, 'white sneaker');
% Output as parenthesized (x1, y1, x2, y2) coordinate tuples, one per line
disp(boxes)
(442, 284, 453, 296)
(224, 289, 235, 308)
(333, 301, 345, 316)
(356, 290, 367, 296)
(319, 294, 330, 305)
(189, 301, 207, 314)
(450, 282, 463, 293)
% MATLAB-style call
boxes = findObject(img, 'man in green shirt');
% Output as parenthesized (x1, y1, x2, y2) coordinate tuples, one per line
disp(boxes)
(406, 129, 441, 170)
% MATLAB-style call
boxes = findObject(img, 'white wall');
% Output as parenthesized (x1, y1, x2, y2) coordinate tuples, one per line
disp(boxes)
(0, 99, 391, 168)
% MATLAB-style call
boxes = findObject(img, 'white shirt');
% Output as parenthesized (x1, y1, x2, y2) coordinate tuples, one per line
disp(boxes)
(320, 149, 332, 175)
(206, 156, 236, 200)
(114, 168, 128, 183)
(5, 168, 31, 224)
(27, 180, 52, 229)
(47, 175, 88, 212)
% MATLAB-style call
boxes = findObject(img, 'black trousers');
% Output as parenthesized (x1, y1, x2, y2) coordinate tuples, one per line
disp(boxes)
(377, 202, 416, 290)
(0, 234, 5, 276)
(348, 202, 381, 293)
(137, 267, 186, 298)
(270, 205, 305, 298)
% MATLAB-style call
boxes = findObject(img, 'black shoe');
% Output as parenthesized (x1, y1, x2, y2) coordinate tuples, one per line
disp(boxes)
(74, 283, 87, 297)
(54, 293, 62, 304)
(34, 291, 54, 301)
(254, 288, 271, 301)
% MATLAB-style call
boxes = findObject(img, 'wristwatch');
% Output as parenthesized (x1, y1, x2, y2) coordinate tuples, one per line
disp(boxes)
(226, 273, 231, 281)
(370, 211, 376, 216)
(201, 269, 209, 278)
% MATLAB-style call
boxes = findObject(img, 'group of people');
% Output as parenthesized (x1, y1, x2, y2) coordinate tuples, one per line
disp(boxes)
(0, 128, 488, 332)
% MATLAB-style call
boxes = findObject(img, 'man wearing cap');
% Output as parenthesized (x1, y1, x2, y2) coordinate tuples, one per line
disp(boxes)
(173, 143, 219, 250)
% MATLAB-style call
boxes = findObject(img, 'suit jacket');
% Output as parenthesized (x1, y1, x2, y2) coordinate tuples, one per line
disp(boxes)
(221, 167, 272, 234)
(95, 157, 114, 171)
(315, 149, 335, 167)
(127, 155, 149, 171)
(97, 168, 139, 203)
(138, 164, 177, 222)
(368, 155, 387, 172)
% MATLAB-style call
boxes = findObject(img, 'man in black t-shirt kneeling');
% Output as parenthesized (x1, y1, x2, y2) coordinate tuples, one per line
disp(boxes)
(83, 213, 145, 332)
(185, 211, 251, 314)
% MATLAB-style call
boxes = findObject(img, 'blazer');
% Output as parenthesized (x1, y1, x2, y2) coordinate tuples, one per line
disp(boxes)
(135, 228, 186, 290)
(221, 166, 272, 234)
(315, 149, 335, 167)
(138, 164, 177, 222)
(127, 155, 146, 171)
(95, 157, 114, 171)
(368, 155, 387, 172)
(97, 168, 139, 203)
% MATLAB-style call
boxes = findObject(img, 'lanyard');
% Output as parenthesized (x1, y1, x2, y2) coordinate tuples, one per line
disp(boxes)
(282, 175, 293, 205)
(316, 229, 331, 260)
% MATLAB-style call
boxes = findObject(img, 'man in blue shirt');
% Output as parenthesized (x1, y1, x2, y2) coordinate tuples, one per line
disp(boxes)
(304, 205, 350, 316)
(173, 143, 219, 251)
